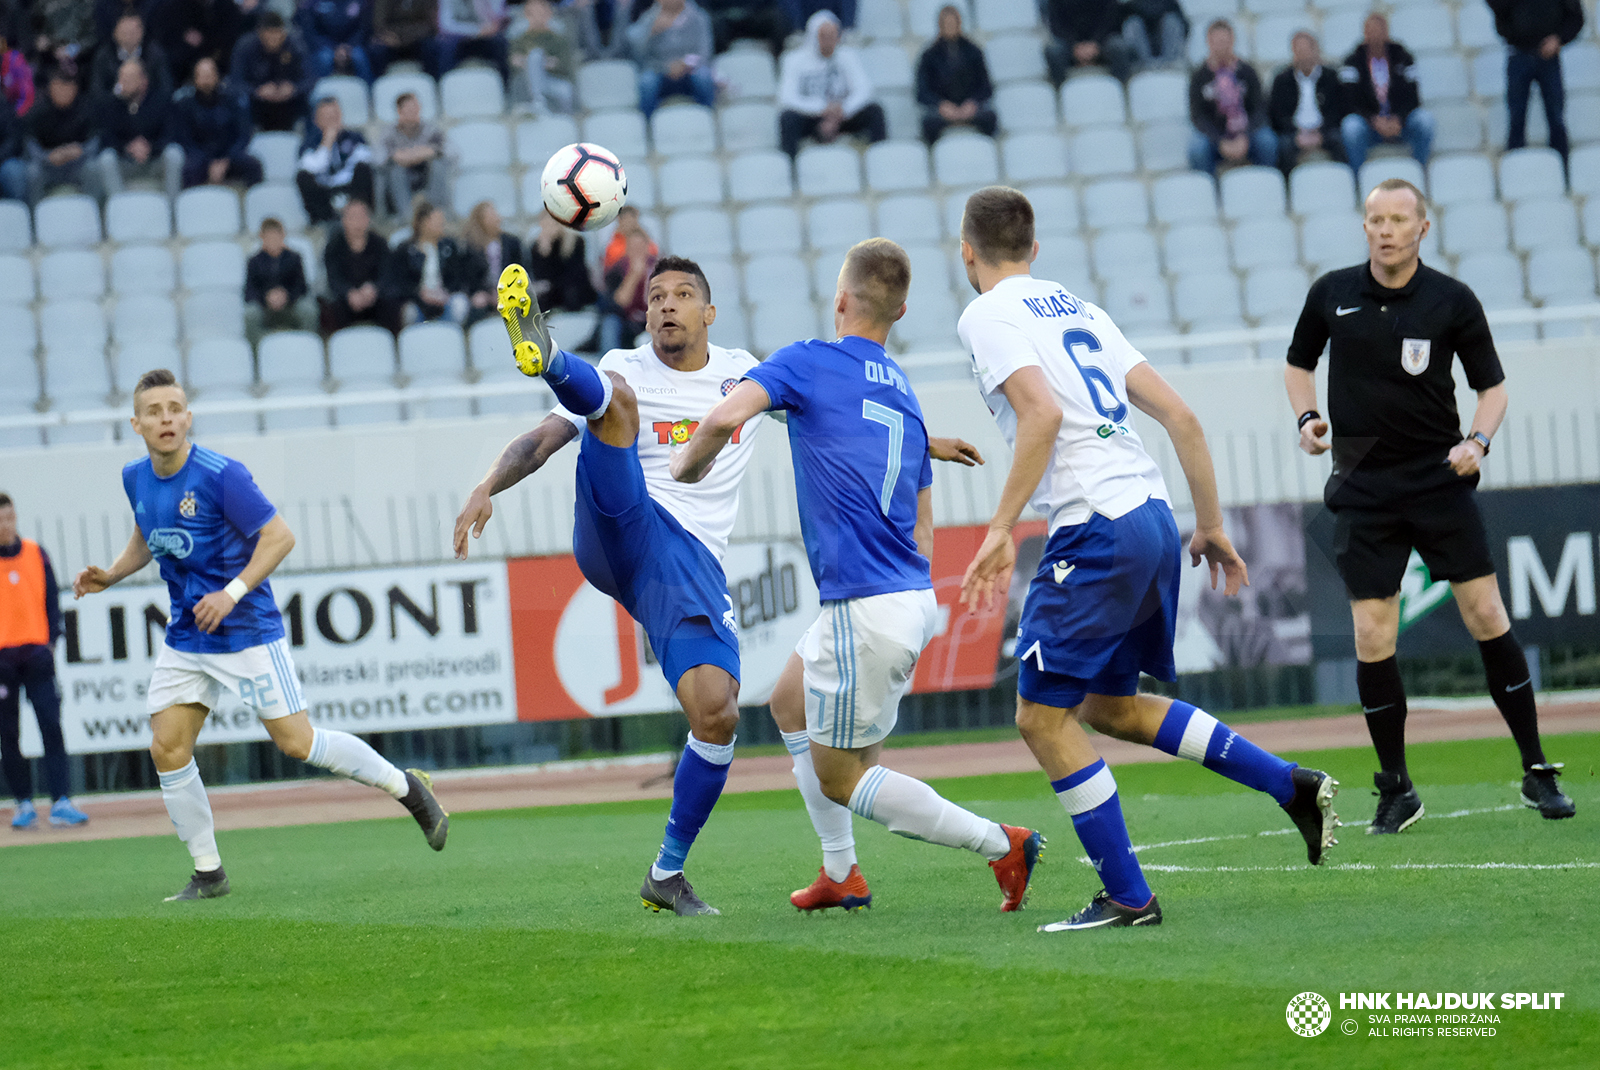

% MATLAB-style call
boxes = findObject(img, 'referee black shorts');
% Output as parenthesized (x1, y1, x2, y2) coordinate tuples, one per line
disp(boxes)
(1332, 483, 1497, 601)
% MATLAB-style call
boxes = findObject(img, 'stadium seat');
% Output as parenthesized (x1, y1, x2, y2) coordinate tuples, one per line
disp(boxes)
(41, 339, 114, 430)
(893, 286, 959, 349)
(1412, 51, 1470, 102)
(805, 198, 872, 253)
(1289, 162, 1357, 215)
(859, 44, 914, 92)
(0, 254, 34, 303)
(1569, 145, 1600, 198)
(743, 254, 812, 303)
(735, 204, 803, 256)
(664, 207, 734, 259)
(467, 315, 511, 371)
(113, 294, 180, 345)
(1060, 74, 1125, 128)
(576, 60, 639, 111)
(658, 156, 725, 208)
(875, 195, 943, 246)
(331, 323, 404, 425)
(1082, 179, 1149, 229)
(184, 336, 256, 393)
(249, 131, 301, 184)
(1151, 172, 1217, 225)
(1511, 197, 1581, 253)
(606, 160, 655, 210)
(40, 300, 108, 359)
(176, 186, 242, 239)
(1388, 7, 1455, 52)
(797, 143, 863, 197)
(38, 250, 104, 301)
(983, 33, 1047, 83)
(311, 75, 370, 125)
(1001, 132, 1069, 183)
(1173, 272, 1243, 327)
(1163, 223, 1231, 274)
(181, 290, 245, 342)
(1456, 2, 1499, 49)
(719, 101, 780, 153)
(440, 67, 504, 119)
(752, 300, 821, 354)
(180, 242, 246, 292)
(244, 183, 309, 234)
(453, 170, 518, 220)
(1431, 101, 1487, 154)
(451, 121, 514, 171)
(1031, 235, 1095, 297)
(1220, 167, 1286, 220)
(1128, 69, 1187, 125)
(973, 0, 1036, 32)
(994, 82, 1057, 133)
(651, 104, 719, 156)
(1019, 183, 1081, 234)
(1231, 215, 1300, 269)
(878, 89, 919, 142)
(1428, 153, 1498, 206)
(809, 255, 844, 301)
(1567, 43, 1600, 92)
(907, 0, 947, 35)
(857, 0, 907, 43)
(1245, 267, 1313, 324)
(1499, 148, 1566, 201)
(1136, 120, 1190, 173)
(106, 191, 172, 242)
(1068, 127, 1137, 178)
(33, 196, 101, 248)
(726, 150, 794, 202)
(0, 305, 38, 368)
(1469, 48, 1506, 100)
(372, 71, 438, 122)
(1298, 213, 1368, 269)
(714, 49, 777, 102)
(1091, 226, 1161, 279)
(1358, 157, 1426, 195)
(110, 244, 178, 297)
(866, 140, 932, 193)
(583, 109, 650, 161)
(1099, 272, 1172, 330)
(0, 200, 30, 252)
(258, 330, 330, 431)
(514, 115, 581, 166)
(1248, 14, 1302, 66)
(1438, 201, 1510, 257)
(114, 341, 182, 396)
(1527, 247, 1598, 303)
(903, 243, 950, 293)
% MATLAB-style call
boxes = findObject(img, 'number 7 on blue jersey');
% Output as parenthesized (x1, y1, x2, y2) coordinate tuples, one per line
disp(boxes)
(862, 400, 904, 516)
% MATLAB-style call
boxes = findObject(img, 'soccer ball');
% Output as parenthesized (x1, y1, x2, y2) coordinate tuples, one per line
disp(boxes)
(541, 143, 628, 231)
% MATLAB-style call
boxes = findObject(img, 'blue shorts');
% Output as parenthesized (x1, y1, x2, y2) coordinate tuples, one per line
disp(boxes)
(572, 432, 740, 692)
(1015, 497, 1180, 710)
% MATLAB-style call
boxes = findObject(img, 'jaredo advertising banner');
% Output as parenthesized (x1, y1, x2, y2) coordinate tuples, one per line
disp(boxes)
(1306, 484, 1600, 659)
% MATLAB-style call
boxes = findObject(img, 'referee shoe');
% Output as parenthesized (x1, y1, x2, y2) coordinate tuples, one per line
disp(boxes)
(496, 263, 557, 377)
(1521, 763, 1576, 819)
(1038, 890, 1162, 932)
(1367, 772, 1424, 835)
(1280, 768, 1340, 864)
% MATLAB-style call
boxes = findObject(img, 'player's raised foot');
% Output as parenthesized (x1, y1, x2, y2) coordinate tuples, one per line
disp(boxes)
(1038, 889, 1162, 932)
(989, 825, 1045, 912)
(1281, 767, 1339, 864)
(640, 869, 721, 916)
(48, 798, 89, 827)
(400, 769, 449, 850)
(790, 864, 872, 912)
(1367, 771, 1424, 835)
(10, 800, 36, 830)
(1521, 763, 1576, 820)
(496, 263, 557, 377)
(165, 867, 230, 901)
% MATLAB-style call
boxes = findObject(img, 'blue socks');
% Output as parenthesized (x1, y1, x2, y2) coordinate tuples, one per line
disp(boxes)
(653, 735, 735, 877)
(1053, 760, 1152, 909)
(1153, 700, 1297, 806)
(543, 348, 611, 419)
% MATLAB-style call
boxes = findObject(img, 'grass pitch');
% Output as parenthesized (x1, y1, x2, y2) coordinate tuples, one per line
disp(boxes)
(3, 733, 1595, 1070)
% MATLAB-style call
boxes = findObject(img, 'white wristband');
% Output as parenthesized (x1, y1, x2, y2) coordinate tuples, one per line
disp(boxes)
(224, 578, 249, 603)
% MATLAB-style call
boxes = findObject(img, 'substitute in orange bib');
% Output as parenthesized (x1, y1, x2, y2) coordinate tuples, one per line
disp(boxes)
(0, 493, 88, 830)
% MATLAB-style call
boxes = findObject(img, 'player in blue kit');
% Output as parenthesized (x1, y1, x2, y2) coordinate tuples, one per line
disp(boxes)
(673, 239, 1045, 912)
(73, 370, 448, 901)
(954, 187, 1340, 931)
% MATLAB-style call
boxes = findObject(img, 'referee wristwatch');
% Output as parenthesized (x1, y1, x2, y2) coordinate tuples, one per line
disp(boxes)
(1467, 431, 1491, 455)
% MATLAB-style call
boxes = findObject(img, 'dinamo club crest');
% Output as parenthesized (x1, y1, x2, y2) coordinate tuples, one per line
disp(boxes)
(178, 491, 198, 518)
(1400, 338, 1431, 376)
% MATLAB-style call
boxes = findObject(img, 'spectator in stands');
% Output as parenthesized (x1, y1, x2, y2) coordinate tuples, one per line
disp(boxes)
(171, 56, 265, 189)
(1187, 19, 1275, 175)
(510, 0, 576, 115)
(1489, 0, 1585, 166)
(1121, 0, 1188, 72)
(245, 216, 317, 345)
(0, 94, 23, 201)
(601, 227, 654, 351)
(370, 0, 440, 76)
(527, 207, 595, 313)
(298, 0, 376, 83)
(94, 0, 161, 46)
(437, 0, 511, 85)
(628, 0, 716, 118)
(0, 25, 33, 116)
(159, 0, 245, 84)
(777, 9, 885, 159)
(1043, 0, 1133, 86)
(324, 197, 400, 332)
(97, 57, 182, 200)
(383, 199, 483, 324)
(701, 0, 790, 58)
(915, 5, 995, 146)
(1338, 12, 1433, 175)
(297, 94, 375, 224)
(380, 89, 451, 220)
(20, 68, 101, 204)
(230, 11, 313, 132)
(459, 199, 524, 324)
(1269, 30, 1345, 175)
(30, 0, 100, 73)
(91, 13, 172, 103)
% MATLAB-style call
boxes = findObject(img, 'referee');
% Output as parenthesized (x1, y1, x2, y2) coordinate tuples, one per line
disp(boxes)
(1283, 178, 1574, 833)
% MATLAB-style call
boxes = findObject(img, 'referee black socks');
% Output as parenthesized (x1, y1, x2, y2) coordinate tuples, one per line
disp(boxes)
(1357, 656, 1410, 787)
(1478, 631, 1547, 772)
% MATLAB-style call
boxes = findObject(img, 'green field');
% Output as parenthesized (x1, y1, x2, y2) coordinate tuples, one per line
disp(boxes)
(3, 733, 1595, 1070)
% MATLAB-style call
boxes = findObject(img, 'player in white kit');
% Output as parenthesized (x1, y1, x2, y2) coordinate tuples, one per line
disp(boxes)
(955, 187, 1340, 931)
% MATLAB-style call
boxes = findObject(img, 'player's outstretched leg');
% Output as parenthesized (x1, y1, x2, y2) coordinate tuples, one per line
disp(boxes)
(498, 263, 611, 418)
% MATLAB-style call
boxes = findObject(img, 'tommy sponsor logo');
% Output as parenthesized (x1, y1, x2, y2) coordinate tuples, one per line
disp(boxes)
(145, 528, 195, 559)
(1336, 305, 1361, 316)
(178, 491, 198, 518)
(1052, 562, 1075, 584)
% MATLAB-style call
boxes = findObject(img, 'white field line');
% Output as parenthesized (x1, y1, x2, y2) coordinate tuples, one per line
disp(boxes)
(1127, 804, 1521, 854)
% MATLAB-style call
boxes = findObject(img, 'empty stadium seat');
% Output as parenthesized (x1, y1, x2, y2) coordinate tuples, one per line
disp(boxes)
(1031, 236, 1095, 297)
(1456, 3, 1499, 50)
(452, 121, 514, 170)
(719, 101, 780, 153)
(984, 32, 1047, 83)
(1413, 51, 1470, 102)
(440, 67, 504, 119)
(1137, 120, 1191, 173)
(0, 200, 30, 252)
(1100, 272, 1172, 331)
(1245, 267, 1313, 324)
(1128, 69, 1187, 125)
(176, 186, 242, 239)
(994, 82, 1057, 132)
(1289, 162, 1357, 215)
(0, 255, 33, 303)
(1388, 7, 1456, 53)
(798, 144, 863, 197)
(743, 254, 812, 303)
(244, 183, 309, 233)
(453, 170, 518, 219)
(1151, 172, 1217, 224)
(250, 131, 302, 183)
(373, 71, 439, 122)
(752, 300, 821, 354)
(1021, 183, 1081, 234)
(715, 49, 777, 101)
(38, 250, 104, 300)
(1232, 216, 1299, 269)
(515, 115, 581, 166)
(114, 341, 182, 396)
(111, 244, 178, 296)
(1220, 167, 1286, 220)
(1527, 247, 1597, 303)
(1082, 179, 1149, 229)
(736, 204, 803, 256)
(664, 207, 735, 259)
(876, 195, 943, 247)
(1358, 157, 1427, 195)
(859, 44, 914, 92)
(311, 75, 370, 124)
(1569, 145, 1600, 198)
(1069, 127, 1137, 178)
(106, 191, 172, 242)
(576, 60, 639, 111)
(1501, 148, 1566, 201)
(583, 109, 651, 161)
(1092, 226, 1161, 279)
(658, 156, 725, 208)
(973, 0, 1036, 32)
(34, 196, 101, 248)
(726, 150, 794, 202)
(1248, 14, 1302, 66)
(1060, 75, 1125, 127)
(1456, 252, 1528, 308)
(652, 104, 719, 155)
(258, 330, 330, 430)
(113, 295, 180, 346)
(1001, 132, 1069, 183)
(331, 323, 404, 425)
(858, 0, 907, 43)
(182, 290, 246, 342)
(184, 337, 256, 393)
(1428, 153, 1498, 205)
(1298, 213, 1368, 269)
(1438, 202, 1510, 257)
(1431, 101, 1487, 154)
(180, 242, 246, 292)
(40, 300, 108, 360)
(866, 140, 932, 193)
(1163, 223, 1231, 274)
(804, 199, 871, 253)
(1511, 197, 1581, 253)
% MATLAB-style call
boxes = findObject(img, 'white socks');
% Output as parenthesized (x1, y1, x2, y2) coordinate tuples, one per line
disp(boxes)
(158, 759, 221, 871)
(848, 765, 1011, 861)
(686, 734, 736, 766)
(307, 727, 409, 798)
(781, 730, 857, 882)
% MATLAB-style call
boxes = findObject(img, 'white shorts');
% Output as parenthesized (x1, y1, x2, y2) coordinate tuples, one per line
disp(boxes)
(145, 638, 306, 719)
(798, 588, 939, 750)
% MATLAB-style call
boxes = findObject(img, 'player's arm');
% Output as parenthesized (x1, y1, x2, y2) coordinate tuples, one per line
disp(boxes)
(959, 366, 1061, 611)
(914, 486, 933, 560)
(1284, 365, 1329, 455)
(1126, 363, 1249, 597)
(453, 413, 581, 558)
(1284, 282, 1331, 455)
(72, 527, 153, 598)
(928, 437, 983, 466)
(192, 514, 295, 633)
(1448, 381, 1508, 477)
(672, 379, 772, 484)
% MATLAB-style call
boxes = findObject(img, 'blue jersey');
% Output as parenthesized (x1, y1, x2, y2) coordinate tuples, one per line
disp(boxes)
(743, 335, 933, 601)
(122, 444, 284, 654)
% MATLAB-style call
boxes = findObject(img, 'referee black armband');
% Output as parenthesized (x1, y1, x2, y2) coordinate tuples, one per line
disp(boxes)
(1297, 410, 1321, 430)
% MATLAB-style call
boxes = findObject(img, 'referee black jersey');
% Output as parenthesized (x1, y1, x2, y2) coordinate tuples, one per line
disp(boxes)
(1286, 261, 1505, 509)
